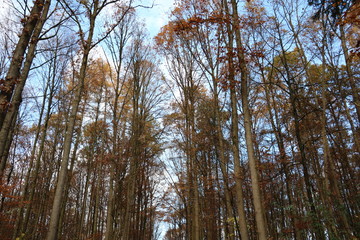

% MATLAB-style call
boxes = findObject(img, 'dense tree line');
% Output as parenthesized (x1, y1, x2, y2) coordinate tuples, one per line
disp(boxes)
(0, 0, 359, 239)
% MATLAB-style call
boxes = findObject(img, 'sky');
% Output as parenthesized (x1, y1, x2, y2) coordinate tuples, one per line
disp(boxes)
(0, 0, 175, 237)
(0, 0, 175, 37)
(135, 0, 176, 37)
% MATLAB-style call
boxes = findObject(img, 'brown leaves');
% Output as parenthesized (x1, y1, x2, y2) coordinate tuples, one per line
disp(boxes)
(155, 2, 228, 51)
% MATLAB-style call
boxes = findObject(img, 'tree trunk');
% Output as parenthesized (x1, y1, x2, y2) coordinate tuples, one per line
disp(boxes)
(0, 0, 51, 178)
(45, 3, 97, 237)
(320, 23, 354, 238)
(0, 0, 47, 126)
(339, 25, 360, 123)
(228, 0, 268, 239)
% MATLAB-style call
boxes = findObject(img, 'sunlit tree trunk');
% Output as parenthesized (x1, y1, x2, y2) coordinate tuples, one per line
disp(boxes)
(104, 15, 133, 238)
(222, 3, 250, 238)
(45, 2, 97, 238)
(212, 78, 237, 240)
(228, 0, 268, 239)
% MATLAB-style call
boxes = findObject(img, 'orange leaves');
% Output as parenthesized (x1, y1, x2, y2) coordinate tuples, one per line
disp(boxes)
(155, 1, 227, 50)
(155, 22, 177, 50)
(250, 49, 265, 58)
(83, 120, 109, 139)
(0, 181, 29, 239)
(85, 58, 111, 90)
(155, 19, 195, 50)
(173, 12, 227, 31)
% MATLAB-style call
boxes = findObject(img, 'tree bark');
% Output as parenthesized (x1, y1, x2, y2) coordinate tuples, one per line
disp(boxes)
(220, 2, 250, 239)
(45, 2, 97, 238)
(0, 0, 47, 127)
(228, 0, 268, 239)
(0, 0, 51, 178)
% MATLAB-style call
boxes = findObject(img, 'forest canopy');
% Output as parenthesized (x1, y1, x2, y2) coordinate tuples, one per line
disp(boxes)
(0, 0, 359, 239)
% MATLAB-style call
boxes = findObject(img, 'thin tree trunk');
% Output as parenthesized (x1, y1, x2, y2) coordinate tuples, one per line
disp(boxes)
(105, 170, 115, 240)
(221, 2, 250, 239)
(339, 24, 360, 123)
(212, 81, 236, 240)
(13, 75, 51, 239)
(320, 23, 354, 238)
(228, 0, 268, 239)
(45, 3, 97, 237)
(263, 78, 301, 240)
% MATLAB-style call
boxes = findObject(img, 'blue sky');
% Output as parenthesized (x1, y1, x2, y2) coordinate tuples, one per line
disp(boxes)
(0, 0, 175, 37)
(136, 0, 175, 37)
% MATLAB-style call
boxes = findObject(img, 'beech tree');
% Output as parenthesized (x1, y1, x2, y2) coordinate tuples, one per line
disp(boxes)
(0, 0, 359, 239)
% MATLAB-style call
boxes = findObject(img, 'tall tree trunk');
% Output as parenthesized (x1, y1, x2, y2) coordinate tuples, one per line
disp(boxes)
(0, 0, 51, 178)
(45, 2, 97, 237)
(320, 22, 354, 238)
(58, 122, 82, 239)
(0, 0, 47, 127)
(13, 69, 53, 239)
(272, 12, 326, 239)
(221, 2, 250, 239)
(228, 0, 268, 239)
(209, 72, 236, 239)
(263, 73, 302, 239)
(339, 25, 360, 123)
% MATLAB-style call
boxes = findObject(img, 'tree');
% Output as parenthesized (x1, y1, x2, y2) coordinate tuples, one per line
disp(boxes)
(46, 1, 134, 239)
(0, 0, 359, 239)
(0, 0, 51, 178)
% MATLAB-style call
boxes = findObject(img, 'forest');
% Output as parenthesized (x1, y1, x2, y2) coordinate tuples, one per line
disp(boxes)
(0, 0, 359, 239)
